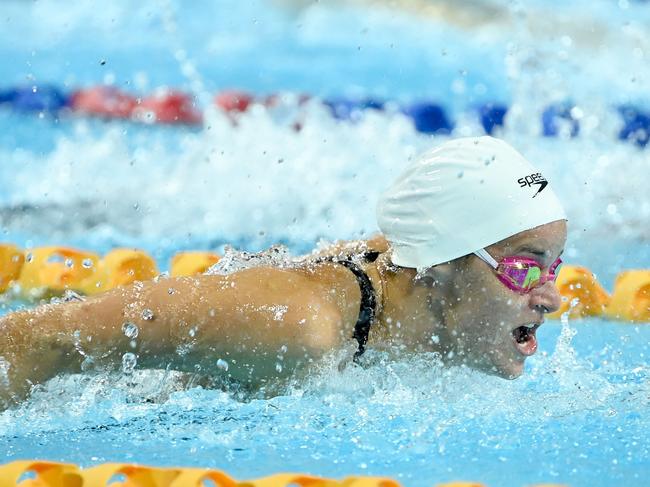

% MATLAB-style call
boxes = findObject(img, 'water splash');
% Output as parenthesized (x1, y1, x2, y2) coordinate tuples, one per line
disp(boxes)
(206, 244, 296, 275)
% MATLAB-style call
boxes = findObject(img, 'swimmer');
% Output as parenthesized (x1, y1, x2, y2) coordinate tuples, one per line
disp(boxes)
(0, 136, 567, 408)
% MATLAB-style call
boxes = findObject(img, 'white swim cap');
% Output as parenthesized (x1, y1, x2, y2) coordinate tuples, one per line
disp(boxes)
(377, 136, 567, 270)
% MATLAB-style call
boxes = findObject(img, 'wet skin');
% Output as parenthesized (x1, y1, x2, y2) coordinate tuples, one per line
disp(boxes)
(0, 224, 566, 407)
(376, 220, 567, 378)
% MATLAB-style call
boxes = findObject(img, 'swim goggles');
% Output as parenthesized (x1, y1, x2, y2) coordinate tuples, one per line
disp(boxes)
(473, 248, 562, 294)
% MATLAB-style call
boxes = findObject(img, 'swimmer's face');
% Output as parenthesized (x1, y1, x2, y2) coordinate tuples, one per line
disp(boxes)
(440, 220, 567, 379)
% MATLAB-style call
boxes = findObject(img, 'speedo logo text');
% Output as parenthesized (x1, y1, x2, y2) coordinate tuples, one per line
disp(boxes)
(517, 173, 548, 198)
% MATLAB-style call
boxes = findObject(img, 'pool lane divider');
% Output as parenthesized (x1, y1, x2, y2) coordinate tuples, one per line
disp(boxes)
(0, 243, 648, 322)
(1, 84, 650, 145)
(0, 460, 572, 487)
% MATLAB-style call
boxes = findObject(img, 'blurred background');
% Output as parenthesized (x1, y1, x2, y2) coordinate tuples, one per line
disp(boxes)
(2, 3, 650, 485)
(1, 0, 649, 286)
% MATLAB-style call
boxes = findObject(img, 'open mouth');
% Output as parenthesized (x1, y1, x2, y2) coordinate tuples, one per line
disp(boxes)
(511, 323, 540, 356)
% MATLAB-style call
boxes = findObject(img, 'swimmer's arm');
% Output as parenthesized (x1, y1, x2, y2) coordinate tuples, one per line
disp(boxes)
(0, 266, 358, 407)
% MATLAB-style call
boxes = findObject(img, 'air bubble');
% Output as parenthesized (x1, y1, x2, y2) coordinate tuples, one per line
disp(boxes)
(82, 258, 94, 269)
(216, 359, 229, 371)
(141, 309, 154, 321)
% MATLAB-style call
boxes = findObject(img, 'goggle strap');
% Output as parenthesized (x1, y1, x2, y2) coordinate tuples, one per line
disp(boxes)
(473, 249, 499, 269)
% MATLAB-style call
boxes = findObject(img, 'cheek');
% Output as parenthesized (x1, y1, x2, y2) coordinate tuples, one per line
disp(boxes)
(452, 271, 527, 331)
(453, 269, 504, 312)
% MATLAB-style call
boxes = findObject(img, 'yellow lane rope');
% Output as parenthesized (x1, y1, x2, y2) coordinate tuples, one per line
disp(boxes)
(1, 243, 648, 322)
(0, 460, 570, 487)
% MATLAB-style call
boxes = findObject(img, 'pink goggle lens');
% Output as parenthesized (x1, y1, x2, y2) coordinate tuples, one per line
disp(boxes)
(496, 257, 563, 293)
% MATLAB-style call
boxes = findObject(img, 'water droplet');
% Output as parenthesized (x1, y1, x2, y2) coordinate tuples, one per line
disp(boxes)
(273, 305, 288, 321)
(141, 309, 154, 321)
(122, 352, 137, 375)
(63, 290, 85, 302)
(82, 258, 94, 269)
(216, 359, 229, 371)
(153, 272, 169, 283)
(122, 322, 139, 339)
(64, 258, 74, 268)
(176, 343, 193, 356)
(26, 253, 33, 263)
(80, 356, 95, 372)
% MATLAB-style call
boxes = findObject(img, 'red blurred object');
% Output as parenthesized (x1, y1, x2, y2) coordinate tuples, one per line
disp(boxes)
(69, 86, 137, 119)
(214, 90, 254, 113)
(133, 90, 203, 125)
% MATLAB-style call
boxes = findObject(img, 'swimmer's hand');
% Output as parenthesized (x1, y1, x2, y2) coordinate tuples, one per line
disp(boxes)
(0, 309, 79, 408)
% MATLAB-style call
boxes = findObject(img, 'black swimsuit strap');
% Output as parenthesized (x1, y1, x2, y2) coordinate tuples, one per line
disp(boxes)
(317, 252, 379, 360)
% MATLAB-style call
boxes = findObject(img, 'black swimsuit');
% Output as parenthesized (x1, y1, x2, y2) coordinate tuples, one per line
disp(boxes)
(318, 251, 380, 360)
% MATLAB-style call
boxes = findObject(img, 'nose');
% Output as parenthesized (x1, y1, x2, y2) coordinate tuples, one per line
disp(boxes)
(528, 281, 562, 314)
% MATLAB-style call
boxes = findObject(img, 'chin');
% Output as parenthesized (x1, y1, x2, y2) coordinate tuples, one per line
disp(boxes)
(481, 357, 525, 379)
(497, 359, 525, 379)
(463, 354, 526, 379)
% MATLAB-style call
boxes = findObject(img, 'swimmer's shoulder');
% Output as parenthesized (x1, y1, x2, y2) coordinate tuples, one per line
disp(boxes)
(305, 234, 390, 261)
(185, 265, 354, 349)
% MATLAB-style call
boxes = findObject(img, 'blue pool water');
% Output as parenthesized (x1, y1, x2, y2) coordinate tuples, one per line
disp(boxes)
(0, 322, 649, 486)
(1, 1, 650, 485)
